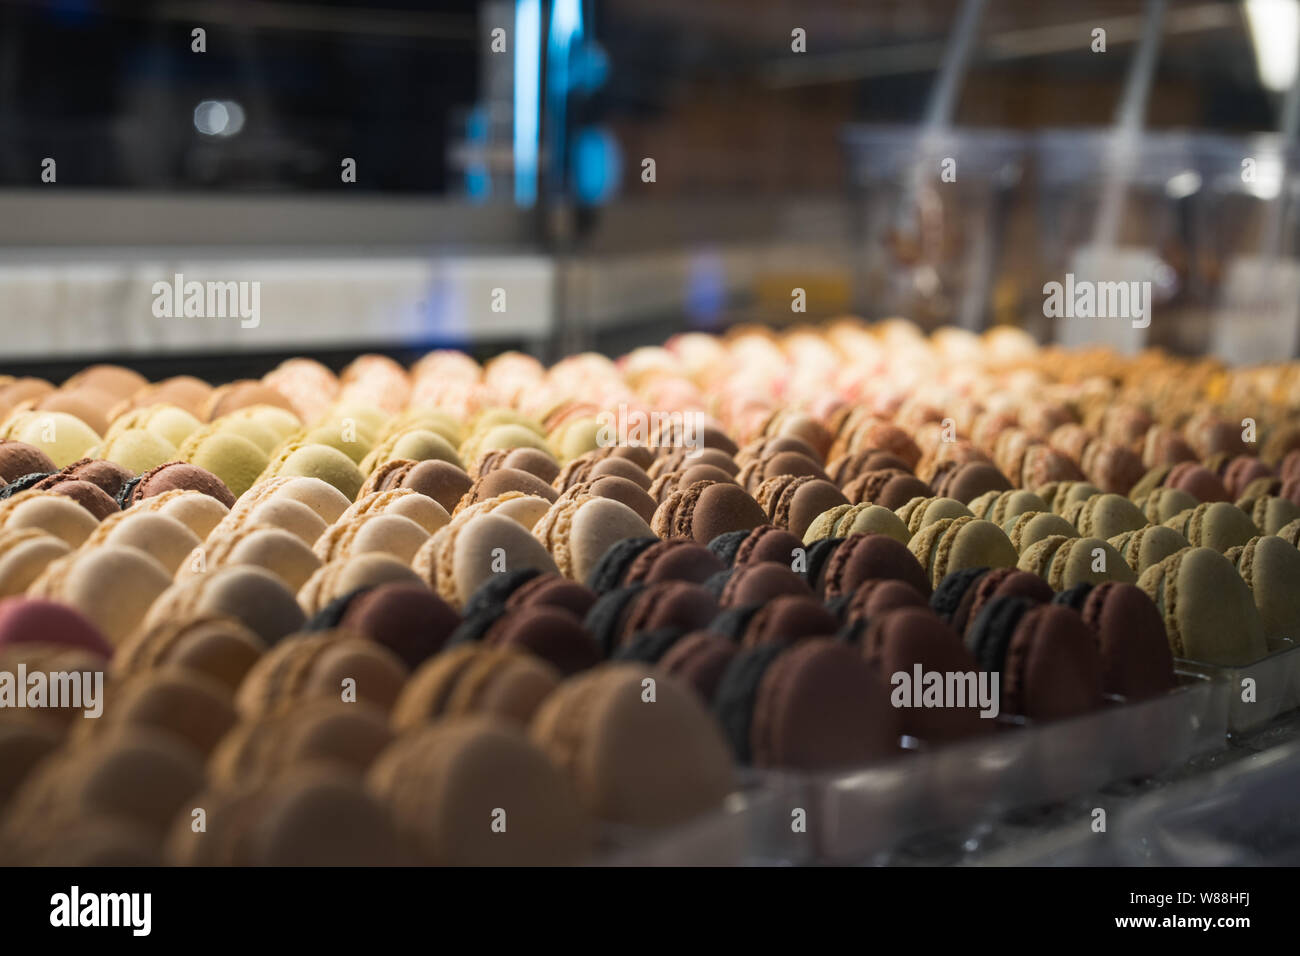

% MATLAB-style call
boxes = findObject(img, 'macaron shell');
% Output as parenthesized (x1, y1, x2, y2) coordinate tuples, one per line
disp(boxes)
(368, 717, 591, 866)
(222, 527, 323, 592)
(1006, 511, 1078, 552)
(1047, 537, 1136, 589)
(299, 554, 422, 615)
(565, 498, 656, 584)
(181, 431, 268, 499)
(530, 665, 733, 827)
(248, 497, 328, 545)
(150, 565, 306, 646)
(454, 513, 559, 608)
(0, 534, 71, 597)
(834, 503, 912, 544)
(2, 495, 99, 546)
(750, 639, 900, 769)
(1108, 524, 1189, 574)
(101, 512, 202, 574)
(1003, 604, 1104, 721)
(1139, 547, 1267, 665)
(686, 482, 767, 544)
(1233, 535, 1300, 643)
(938, 519, 1018, 589)
(4, 411, 101, 468)
(31, 545, 172, 645)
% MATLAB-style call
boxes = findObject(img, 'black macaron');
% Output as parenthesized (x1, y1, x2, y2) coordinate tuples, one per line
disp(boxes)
(611, 627, 686, 664)
(583, 583, 646, 656)
(445, 606, 509, 648)
(585, 536, 658, 593)
(0, 472, 56, 500)
(114, 474, 145, 509)
(930, 566, 992, 624)
(304, 586, 374, 632)
(1052, 582, 1095, 612)
(708, 604, 763, 642)
(707, 529, 752, 568)
(461, 567, 542, 620)
(802, 536, 845, 592)
(712, 642, 787, 765)
(966, 595, 1035, 670)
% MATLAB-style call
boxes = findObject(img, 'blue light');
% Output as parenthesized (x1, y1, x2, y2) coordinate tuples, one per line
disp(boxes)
(573, 126, 621, 205)
(513, 0, 542, 206)
(546, 0, 584, 194)
(686, 251, 728, 328)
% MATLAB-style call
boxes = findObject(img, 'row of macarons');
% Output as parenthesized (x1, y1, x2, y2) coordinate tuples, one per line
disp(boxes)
(0, 403, 1294, 672)
(0, 521, 1177, 865)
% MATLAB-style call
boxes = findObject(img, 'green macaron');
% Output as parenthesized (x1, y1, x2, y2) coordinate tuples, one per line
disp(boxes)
(1164, 502, 1260, 553)
(1226, 535, 1300, 645)
(1108, 525, 1191, 574)
(1065, 492, 1149, 540)
(1138, 546, 1267, 665)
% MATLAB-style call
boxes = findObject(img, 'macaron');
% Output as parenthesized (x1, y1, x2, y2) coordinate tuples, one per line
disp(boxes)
(1107, 525, 1191, 574)
(0, 410, 101, 468)
(650, 480, 766, 544)
(621, 537, 725, 588)
(235, 629, 409, 718)
(0, 439, 56, 482)
(337, 488, 451, 535)
(362, 458, 473, 514)
(843, 468, 933, 509)
(314, 513, 430, 566)
(929, 566, 1053, 637)
(1064, 493, 1149, 540)
(456, 467, 558, 513)
(828, 502, 913, 545)
(170, 765, 405, 866)
(113, 614, 266, 692)
(819, 532, 932, 599)
(716, 561, 812, 606)
(1237, 493, 1300, 535)
(1137, 547, 1268, 664)
(1053, 582, 1176, 700)
(93, 427, 178, 475)
(907, 517, 1018, 591)
(861, 606, 992, 743)
(257, 442, 365, 501)
(125, 488, 231, 540)
(0, 528, 71, 597)
(87, 510, 203, 575)
(327, 581, 461, 668)
(0, 596, 114, 657)
(144, 565, 307, 646)
(206, 698, 391, 790)
(29, 545, 173, 645)
(966, 598, 1104, 720)
(714, 639, 900, 769)
(533, 495, 656, 583)
(197, 524, 322, 591)
(1163, 502, 1260, 553)
(369, 716, 591, 865)
(896, 496, 974, 535)
(298, 553, 423, 615)
(176, 428, 269, 499)
(1004, 510, 1079, 552)
(1135, 486, 1199, 524)
(658, 631, 738, 702)
(531, 664, 734, 826)
(1226, 535, 1300, 645)
(421, 512, 560, 608)
(76, 669, 237, 757)
(390, 644, 561, 728)
(836, 578, 929, 625)
(453, 604, 600, 675)
(118, 460, 236, 509)
(728, 524, 805, 568)
(1017, 535, 1135, 589)
(0, 491, 99, 546)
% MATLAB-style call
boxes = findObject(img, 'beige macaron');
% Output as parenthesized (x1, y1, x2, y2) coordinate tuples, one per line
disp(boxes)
(297, 553, 424, 616)
(29, 545, 173, 644)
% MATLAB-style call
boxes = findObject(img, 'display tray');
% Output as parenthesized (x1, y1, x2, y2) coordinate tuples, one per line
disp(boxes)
(600, 672, 1227, 865)
(1178, 640, 1300, 735)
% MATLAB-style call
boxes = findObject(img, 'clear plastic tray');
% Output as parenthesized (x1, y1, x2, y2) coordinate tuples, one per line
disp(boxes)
(599, 672, 1226, 865)
(1178, 641, 1300, 735)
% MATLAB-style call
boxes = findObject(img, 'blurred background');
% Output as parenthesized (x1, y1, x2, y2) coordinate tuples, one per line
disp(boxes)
(2, 0, 1299, 379)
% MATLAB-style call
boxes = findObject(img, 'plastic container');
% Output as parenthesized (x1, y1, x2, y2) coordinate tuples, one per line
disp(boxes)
(1178, 640, 1300, 735)
(602, 672, 1226, 865)
(1032, 129, 1198, 354)
(810, 671, 1225, 864)
(841, 126, 1026, 332)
